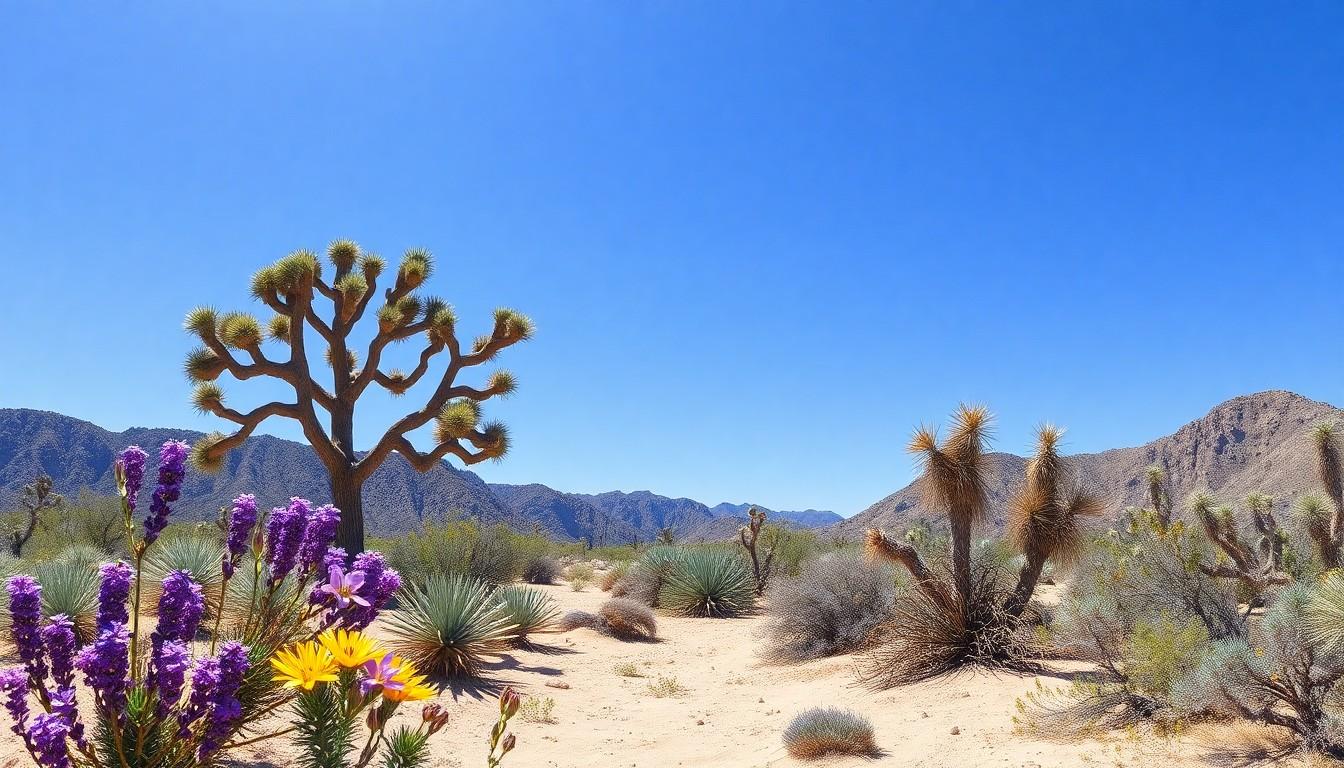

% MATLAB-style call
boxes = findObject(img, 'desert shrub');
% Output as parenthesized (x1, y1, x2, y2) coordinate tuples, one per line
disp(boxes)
(600, 561, 630, 591)
(383, 520, 523, 586)
(615, 546, 685, 606)
(518, 696, 557, 724)
(559, 597, 657, 641)
(645, 675, 685, 697)
(762, 552, 899, 662)
(385, 573, 515, 677)
(782, 707, 878, 760)
(613, 662, 642, 677)
(494, 585, 560, 646)
(658, 549, 755, 617)
(521, 555, 561, 585)
(1170, 584, 1344, 756)
(861, 560, 1040, 688)
(567, 562, 594, 591)
(140, 533, 226, 620)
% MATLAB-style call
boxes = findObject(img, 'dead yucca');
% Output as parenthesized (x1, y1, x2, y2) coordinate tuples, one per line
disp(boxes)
(559, 597, 657, 641)
(385, 573, 515, 677)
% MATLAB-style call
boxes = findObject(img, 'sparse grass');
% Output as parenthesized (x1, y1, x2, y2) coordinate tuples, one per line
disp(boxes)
(518, 696, 557, 724)
(568, 562, 595, 591)
(613, 662, 643, 677)
(646, 675, 686, 698)
(782, 707, 878, 760)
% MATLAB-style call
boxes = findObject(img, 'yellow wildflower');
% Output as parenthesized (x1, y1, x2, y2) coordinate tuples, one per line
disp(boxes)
(383, 657, 434, 703)
(270, 641, 339, 691)
(319, 628, 382, 668)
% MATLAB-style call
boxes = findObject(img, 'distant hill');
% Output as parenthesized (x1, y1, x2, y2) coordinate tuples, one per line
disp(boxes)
(833, 390, 1344, 538)
(0, 408, 820, 544)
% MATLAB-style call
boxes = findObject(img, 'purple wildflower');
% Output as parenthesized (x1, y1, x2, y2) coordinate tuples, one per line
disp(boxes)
(0, 667, 30, 739)
(222, 494, 259, 578)
(297, 504, 341, 574)
(48, 687, 84, 752)
(7, 576, 47, 684)
(319, 565, 369, 610)
(142, 440, 189, 545)
(151, 571, 204, 651)
(96, 562, 132, 631)
(27, 712, 71, 768)
(74, 624, 130, 711)
(180, 642, 249, 761)
(151, 641, 191, 719)
(117, 445, 148, 515)
(40, 616, 75, 690)
(342, 552, 400, 630)
(264, 498, 309, 584)
(359, 652, 405, 696)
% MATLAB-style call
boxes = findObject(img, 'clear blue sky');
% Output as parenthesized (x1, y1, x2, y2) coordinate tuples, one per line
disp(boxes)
(3, 3, 1343, 516)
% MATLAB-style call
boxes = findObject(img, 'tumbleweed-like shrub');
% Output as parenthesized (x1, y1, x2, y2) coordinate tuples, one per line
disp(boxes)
(522, 555, 562, 585)
(494, 584, 560, 646)
(559, 597, 658, 641)
(600, 561, 630, 591)
(658, 549, 755, 617)
(614, 546, 685, 606)
(782, 707, 878, 759)
(762, 552, 899, 662)
(385, 572, 515, 677)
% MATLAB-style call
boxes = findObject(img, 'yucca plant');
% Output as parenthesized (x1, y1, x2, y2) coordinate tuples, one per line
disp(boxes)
(616, 546, 686, 607)
(141, 533, 227, 621)
(32, 556, 101, 643)
(658, 549, 755, 617)
(494, 585, 560, 647)
(385, 573, 515, 677)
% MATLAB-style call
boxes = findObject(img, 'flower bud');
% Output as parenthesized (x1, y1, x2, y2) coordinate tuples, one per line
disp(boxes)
(501, 733, 516, 754)
(422, 703, 450, 735)
(499, 687, 521, 718)
(366, 706, 383, 731)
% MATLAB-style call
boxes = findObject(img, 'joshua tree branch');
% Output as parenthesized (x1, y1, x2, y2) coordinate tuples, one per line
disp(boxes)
(370, 341, 444, 394)
(380, 435, 492, 473)
(203, 400, 299, 427)
(864, 528, 953, 609)
(349, 320, 434, 400)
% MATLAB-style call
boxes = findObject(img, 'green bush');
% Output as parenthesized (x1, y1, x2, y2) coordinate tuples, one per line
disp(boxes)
(381, 520, 524, 586)
(494, 585, 560, 646)
(658, 549, 755, 617)
(385, 573, 515, 677)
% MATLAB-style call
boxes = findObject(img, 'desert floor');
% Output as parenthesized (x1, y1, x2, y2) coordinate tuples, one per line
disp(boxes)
(0, 578, 1304, 768)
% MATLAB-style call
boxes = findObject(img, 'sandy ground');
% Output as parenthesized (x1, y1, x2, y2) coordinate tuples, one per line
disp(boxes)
(0, 578, 1297, 768)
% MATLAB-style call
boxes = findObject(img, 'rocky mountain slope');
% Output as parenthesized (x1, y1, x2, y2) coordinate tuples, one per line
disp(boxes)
(708, 503, 843, 528)
(833, 390, 1343, 537)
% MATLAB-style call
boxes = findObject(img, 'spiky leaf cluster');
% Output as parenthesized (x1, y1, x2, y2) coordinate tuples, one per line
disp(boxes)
(493, 585, 560, 645)
(658, 549, 755, 618)
(384, 573, 515, 677)
(781, 707, 878, 760)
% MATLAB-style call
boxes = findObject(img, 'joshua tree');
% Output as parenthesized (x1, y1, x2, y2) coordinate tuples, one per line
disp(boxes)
(1190, 491, 1290, 610)
(656, 526, 676, 545)
(10, 475, 62, 557)
(184, 242, 532, 553)
(1144, 465, 1173, 528)
(863, 408, 1100, 684)
(738, 507, 785, 595)
(1305, 421, 1344, 568)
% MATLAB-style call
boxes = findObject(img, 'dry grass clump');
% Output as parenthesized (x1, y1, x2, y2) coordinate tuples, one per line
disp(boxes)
(600, 561, 630, 592)
(518, 696, 558, 724)
(613, 662, 642, 677)
(645, 675, 686, 698)
(521, 555, 562, 585)
(762, 552, 898, 662)
(559, 597, 658, 641)
(567, 562, 595, 591)
(781, 707, 878, 760)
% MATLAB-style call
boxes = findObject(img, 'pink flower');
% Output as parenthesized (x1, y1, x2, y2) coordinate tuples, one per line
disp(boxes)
(360, 652, 404, 696)
(319, 565, 369, 609)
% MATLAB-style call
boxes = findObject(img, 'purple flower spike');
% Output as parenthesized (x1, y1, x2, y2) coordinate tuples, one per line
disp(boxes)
(298, 504, 341, 574)
(264, 498, 309, 584)
(74, 624, 130, 712)
(96, 562, 132, 631)
(181, 642, 249, 761)
(223, 494, 258, 579)
(0, 667, 30, 738)
(151, 641, 191, 718)
(27, 712, 71, 768)
(41, 616, 76, 690)
(142, 440, 189, 545)
(153, 571, 204, 649)
(7, 576, 47, 684)
(117, 445, 148, 515)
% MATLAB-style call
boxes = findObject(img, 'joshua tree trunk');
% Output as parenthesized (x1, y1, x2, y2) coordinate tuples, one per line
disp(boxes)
(1003, 552, 1046, 618)
(950, 515, 972, 607)
(331, 469, 364, 554)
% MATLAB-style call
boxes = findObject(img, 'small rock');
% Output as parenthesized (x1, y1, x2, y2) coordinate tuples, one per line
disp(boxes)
(920, 712, 928, 718)
(696, 719, 704, 726)
(950, 726, 960, 735)
(546, 681, 570, 689)
(758, 698, 764, 703)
